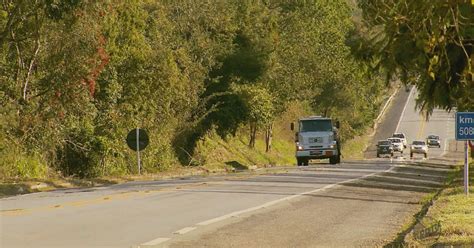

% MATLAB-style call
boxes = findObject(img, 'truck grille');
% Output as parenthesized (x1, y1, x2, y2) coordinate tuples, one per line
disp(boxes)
(309, 137, 322, 143)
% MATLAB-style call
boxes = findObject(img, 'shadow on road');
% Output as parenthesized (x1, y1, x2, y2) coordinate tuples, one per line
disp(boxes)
(177, 163, 452, 203)
(340, 165, 450, 194)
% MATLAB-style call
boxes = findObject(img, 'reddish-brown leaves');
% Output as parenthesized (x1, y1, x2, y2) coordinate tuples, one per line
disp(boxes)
(86, 34, 110, 97)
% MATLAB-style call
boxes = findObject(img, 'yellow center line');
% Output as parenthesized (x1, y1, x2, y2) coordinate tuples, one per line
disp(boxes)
(0, 208, 27, 216)
(1, 182, 210, 217)
(417, 114, 427, 140)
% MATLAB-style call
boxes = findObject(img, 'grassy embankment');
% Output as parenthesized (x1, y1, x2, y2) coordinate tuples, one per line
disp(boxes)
(404, 162, 474, 247)
(0, 132, 296, 197)
(190, 101, 306, 172)
(341, 133, 372, 160)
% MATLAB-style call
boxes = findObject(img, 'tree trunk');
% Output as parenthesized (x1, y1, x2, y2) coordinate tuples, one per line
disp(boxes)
(249, 122, 257, 148)
(323, 107, 330, 117)
(11, 30, 24, 89)
(23, 38, 40, 102)
(265, 123, 273, 152)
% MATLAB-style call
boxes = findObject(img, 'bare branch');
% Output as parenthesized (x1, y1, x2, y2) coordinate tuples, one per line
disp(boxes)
(22, 10, 41, 102)
(450, 5, 470, 70)
(10, 30, 24, 88)
(23, 38, 40, 102)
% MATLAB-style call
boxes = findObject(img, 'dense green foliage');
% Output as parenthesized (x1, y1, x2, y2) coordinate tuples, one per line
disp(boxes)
(1, 0, 385, 178)
(355, 0, 473, 114)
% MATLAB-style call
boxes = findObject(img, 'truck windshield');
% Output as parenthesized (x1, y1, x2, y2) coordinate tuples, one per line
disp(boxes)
(300, 120, 332, 132)
(378, 141, 391, 146)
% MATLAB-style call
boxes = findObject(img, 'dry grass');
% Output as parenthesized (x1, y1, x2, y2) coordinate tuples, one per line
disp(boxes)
(341, 131, 373, 160)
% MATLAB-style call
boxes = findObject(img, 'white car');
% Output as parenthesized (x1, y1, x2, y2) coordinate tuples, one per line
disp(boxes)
(392, 133, 407, 148)
(410, 140, 428, 158)
(388, 137, 404, 153)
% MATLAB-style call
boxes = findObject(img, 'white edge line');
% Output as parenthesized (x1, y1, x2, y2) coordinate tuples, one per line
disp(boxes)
(139, 237, 170, 246)
(196, 166, 394, 227)
(196, 213, 235, 226)
(395, 87, 414, 133)
(368, 86, 399, 139)
(173, 226, 196, 235)
(441, 116, 452, 157)
(376, 88, 397, 123)
(440, 137, 449, 157)
(138, 166, 397, 247)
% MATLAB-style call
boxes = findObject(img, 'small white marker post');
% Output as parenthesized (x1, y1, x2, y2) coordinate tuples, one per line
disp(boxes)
(136, 127, 141, 175)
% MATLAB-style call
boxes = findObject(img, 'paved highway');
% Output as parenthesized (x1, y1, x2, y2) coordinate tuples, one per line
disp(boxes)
(2, 164, 393, 248)
(0, 87, 459, 248)
(366, 87, 455, 160)
(395, 88, 455, 159)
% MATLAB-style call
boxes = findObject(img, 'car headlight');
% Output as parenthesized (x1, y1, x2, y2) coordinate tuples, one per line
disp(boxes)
(297, 145, 304, 151)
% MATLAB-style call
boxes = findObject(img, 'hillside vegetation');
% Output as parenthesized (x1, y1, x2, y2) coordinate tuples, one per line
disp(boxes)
(1, 1, 387, 179)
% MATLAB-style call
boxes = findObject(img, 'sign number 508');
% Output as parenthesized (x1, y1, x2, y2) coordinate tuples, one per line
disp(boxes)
(459, 127, 474, 136)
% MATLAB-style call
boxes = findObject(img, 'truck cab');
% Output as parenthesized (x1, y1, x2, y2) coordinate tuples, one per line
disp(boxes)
(291, 116, 341, 166)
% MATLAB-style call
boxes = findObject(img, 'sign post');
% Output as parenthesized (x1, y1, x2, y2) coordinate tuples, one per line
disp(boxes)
(470, 140, 474, 159)
(136, 128, 140, 174)
(126, 128, 149, 175)
(465, 141, 469, 196)
(455, 112, 474, 196)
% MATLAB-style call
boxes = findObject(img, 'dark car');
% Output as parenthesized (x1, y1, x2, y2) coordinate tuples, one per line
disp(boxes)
(376, 140, 394, 158)
(426, 135, 441, 148)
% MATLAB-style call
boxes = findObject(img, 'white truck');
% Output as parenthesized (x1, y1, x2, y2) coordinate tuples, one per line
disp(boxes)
(291, 116, 341, 166)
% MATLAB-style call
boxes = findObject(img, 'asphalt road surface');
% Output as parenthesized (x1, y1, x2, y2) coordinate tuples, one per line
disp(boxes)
(365, 86, 412, 158)
(365, 87, 455, 159)
(0, 88, 459, 248)
(395, 88, 455, 159)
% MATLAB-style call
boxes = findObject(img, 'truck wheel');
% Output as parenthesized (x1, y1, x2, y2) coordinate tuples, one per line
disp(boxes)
(303, 159, 309, 166)
(391, 152, 394, 157)
(297, 158, 303, 166)
(410, 153, 413, 158)
(424, 153, 427, 158)
(329, 156, 337, 164)
(336, 155, 341, 164)
(376, 153, 380, 158)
